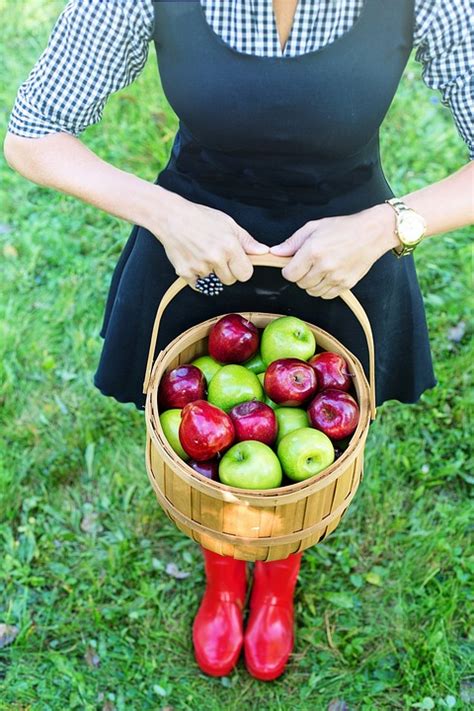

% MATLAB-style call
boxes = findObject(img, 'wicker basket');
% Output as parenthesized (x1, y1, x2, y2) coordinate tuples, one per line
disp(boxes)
(142, 255, 376, 561)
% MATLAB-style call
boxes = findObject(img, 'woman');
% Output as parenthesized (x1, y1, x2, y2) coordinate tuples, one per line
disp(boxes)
(4, 0, 473, 682)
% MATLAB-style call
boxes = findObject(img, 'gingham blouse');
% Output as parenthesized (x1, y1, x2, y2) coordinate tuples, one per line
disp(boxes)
(7, 0, 474, 158)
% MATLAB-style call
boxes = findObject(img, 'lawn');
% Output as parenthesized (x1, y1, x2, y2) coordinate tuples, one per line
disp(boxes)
(0, 2, 472, 710)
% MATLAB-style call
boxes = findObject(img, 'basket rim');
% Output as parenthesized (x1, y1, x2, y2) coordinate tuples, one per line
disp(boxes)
(146, 311, 371, 499)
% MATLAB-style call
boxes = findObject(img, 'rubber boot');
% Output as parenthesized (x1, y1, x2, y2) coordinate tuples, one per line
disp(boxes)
(244, 552, 302, 681)
(192, 548, 247, 676)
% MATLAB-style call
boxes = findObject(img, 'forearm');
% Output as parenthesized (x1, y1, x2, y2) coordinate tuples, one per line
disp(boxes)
(375, 160, 474, 252)
(3, 131, 176, 234)
(271, 159, 474, 298)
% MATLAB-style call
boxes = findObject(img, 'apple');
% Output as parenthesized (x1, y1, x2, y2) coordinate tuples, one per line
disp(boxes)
(258, 372, 279, 410)
(219, 441, 282, 489)
(159, 409, 189, 460)
(277, 427, 335, 482)
(309, 352, 352, 392)
(158, 364, 205, 410)
(208, 314, 259, 363)
(243, 350, 266, 374)
(307, 389, 360, 440)
(191, 355, 222, 385)
(275, 407, 309, 445)
(229, 400, 277, 446)
(264, 358, 317, 406)
(188, 458, 219, 480)
(261, 316, 316, 365)
(207, 364, 263, 412)
(179, 400, 235, 461)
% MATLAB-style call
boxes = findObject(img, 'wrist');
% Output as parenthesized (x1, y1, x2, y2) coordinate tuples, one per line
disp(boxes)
(139, 183, 184, 239)
(364, 203, 400, 256)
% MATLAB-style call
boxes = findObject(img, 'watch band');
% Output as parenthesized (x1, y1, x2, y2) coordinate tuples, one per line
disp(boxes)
(385, 198, 424, 258)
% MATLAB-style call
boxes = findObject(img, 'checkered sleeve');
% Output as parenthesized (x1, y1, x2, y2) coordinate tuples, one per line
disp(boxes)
(414, 0, 474, 159)
(7, 0, 155, 138)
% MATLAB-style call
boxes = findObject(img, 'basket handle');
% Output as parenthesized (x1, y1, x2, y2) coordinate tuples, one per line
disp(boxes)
(142, 254, 377, 419)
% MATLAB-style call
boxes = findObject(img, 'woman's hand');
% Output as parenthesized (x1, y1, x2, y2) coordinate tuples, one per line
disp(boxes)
(270, 204, 397, 299)
(154, 189, 269, 289)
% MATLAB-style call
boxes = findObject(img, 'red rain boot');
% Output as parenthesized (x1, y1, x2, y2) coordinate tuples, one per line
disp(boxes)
(192, 548, 247, 676)
(244, 552, 302, 681)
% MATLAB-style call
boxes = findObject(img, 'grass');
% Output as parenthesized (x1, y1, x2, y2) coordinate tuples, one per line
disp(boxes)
(0, 2, 472, 709)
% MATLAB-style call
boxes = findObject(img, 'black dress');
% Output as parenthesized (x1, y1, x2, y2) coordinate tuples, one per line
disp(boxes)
(93, 0, 437, 411)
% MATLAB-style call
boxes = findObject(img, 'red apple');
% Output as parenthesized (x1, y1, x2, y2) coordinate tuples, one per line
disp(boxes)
(158, 364, 205, 410)
(188, 458, 219, 480)
(309, 352, 352, 392)
(307, 389, 360, 440)
(229, 400, 278, 446)
(208, 314, 259, 363)
(264, 358, 317, 406)
(179, 400, 235, 461)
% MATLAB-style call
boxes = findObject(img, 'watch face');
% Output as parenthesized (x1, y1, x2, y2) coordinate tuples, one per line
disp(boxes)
(398, 212, 426, 245)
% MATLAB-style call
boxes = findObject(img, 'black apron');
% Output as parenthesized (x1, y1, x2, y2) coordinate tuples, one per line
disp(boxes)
(93, 0, 437, 411)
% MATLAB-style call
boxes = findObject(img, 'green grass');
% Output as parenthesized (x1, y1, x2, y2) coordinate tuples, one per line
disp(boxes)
(0, 2, 472, 709)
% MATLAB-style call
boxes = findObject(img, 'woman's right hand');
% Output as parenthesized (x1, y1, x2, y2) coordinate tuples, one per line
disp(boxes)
(152, 188, 269, 288)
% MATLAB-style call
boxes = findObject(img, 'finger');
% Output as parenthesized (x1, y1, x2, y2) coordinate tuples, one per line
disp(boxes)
(281, 244, 313, 283)
(213, 260, 236, 286)
(175, 264, 209, 291)
(318, 286, 343, 300)
(297, 266, 326, 291)
(270, 222, 315, 256)
(228, 249, 254, 282)
(180, 272, 202, 291)
(238, 228, 269, 255)
(307, 281, 341, 300)
(305, 274, 332, 297)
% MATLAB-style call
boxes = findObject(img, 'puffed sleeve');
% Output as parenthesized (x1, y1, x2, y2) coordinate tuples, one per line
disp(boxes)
(7, 0, 155, 138)
(414, 0, 474, 159)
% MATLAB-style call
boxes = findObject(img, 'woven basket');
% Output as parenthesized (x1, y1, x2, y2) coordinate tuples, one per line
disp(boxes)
(142, 255, 376, 561)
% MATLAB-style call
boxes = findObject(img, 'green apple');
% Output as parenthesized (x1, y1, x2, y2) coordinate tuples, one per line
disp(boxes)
(261, 316, 316, 365)
(208, 364, 263, 412)
(191, 355, 222, 385)
(257, 372, 279, 410)
(277, 427, 334, 481)
(275, 408, 310, 445)
(219, 441, 282, 489)
(159, 409, 189, 460)
(243, 350, 266, 374)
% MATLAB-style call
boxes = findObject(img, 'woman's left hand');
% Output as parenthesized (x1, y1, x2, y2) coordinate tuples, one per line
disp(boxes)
(270, 204, 398, 299)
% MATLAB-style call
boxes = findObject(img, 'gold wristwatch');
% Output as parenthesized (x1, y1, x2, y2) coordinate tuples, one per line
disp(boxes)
(385, 198, 427, 257)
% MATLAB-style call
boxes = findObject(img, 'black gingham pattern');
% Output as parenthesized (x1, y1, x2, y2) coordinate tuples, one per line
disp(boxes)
(7, 0, 474, 158)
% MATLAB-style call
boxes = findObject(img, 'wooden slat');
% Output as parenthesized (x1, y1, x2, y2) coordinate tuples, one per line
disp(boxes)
(220, 540, 237, 557)
(191, 487, 202, 523)
(198, 492, 224, 531)
(169, 472, 192, 520)
(329, 460, 355, 514)
(265, 543, 292, 561)
(257, 507, 276, 538)
(150, 441, 165, 491)
(222, 502, 262, 539)
(199, 533, 223, 556)
(302, 482, 336, 531)
(325, 512, 344, 538)
(234, 544, 266, 561)
(177, 342, 201, 365)
(267, 498, 307, 540)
